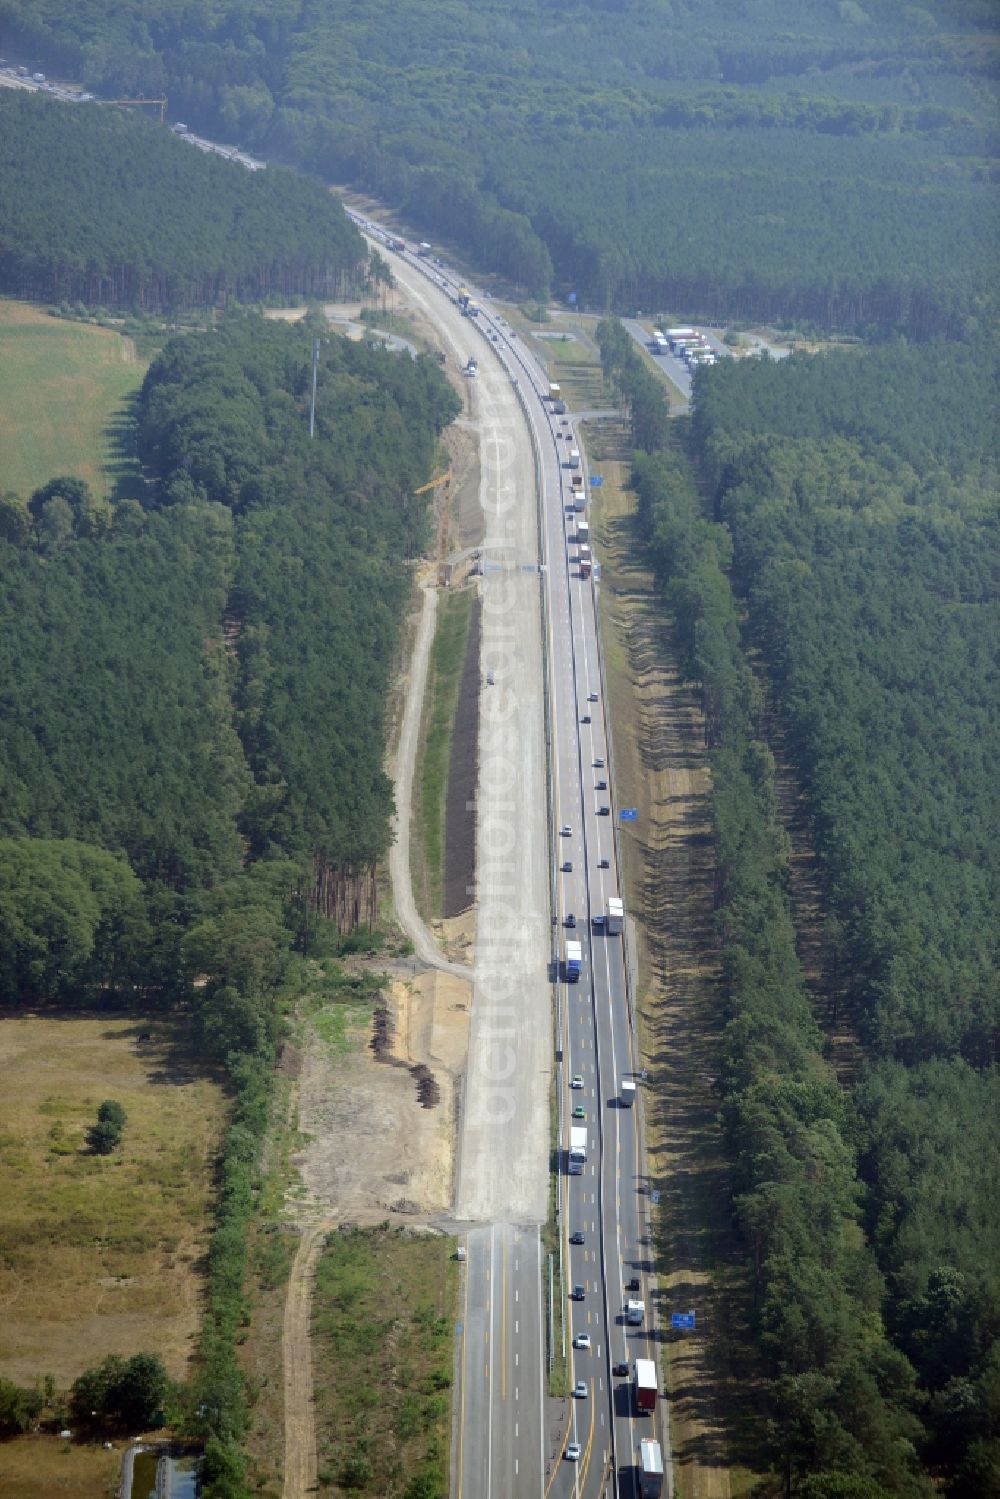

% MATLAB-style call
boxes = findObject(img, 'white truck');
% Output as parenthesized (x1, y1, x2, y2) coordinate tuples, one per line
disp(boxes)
(565, 939, 583, 982)
(568, 447, 581, 469)
(639, 1437, 665, 1498)
(577, 520, 590, 544)
(548, 382, 562, 403)
(607, 896, 624, 934)
(620, 1078, 636, 1107)
(626, 1298, 645, 1326)
(569, 1127, 588, 1174)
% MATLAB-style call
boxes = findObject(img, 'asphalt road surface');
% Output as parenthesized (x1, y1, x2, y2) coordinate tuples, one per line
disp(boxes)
(349, 223, 672, 1499)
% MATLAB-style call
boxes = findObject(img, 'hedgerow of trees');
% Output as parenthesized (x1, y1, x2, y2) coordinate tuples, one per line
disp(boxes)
(599, 319, 1000, 1493)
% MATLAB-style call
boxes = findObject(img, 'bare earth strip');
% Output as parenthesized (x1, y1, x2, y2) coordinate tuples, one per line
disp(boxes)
(281, 1220, 333, 1499)
(595, 447, 755, 1498)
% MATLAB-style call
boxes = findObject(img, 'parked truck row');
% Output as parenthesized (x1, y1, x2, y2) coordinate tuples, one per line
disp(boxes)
(649, 325, 717, 368)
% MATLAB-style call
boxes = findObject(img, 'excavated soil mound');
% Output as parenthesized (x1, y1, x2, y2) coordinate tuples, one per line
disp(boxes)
(370, 999, 441, 1109)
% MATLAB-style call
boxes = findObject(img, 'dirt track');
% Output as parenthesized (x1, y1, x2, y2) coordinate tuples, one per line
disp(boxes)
(281, 1220, 332, 1499)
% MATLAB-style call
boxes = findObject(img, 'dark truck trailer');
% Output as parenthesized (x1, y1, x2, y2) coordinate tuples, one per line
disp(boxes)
(635, 1358, 657, 1413)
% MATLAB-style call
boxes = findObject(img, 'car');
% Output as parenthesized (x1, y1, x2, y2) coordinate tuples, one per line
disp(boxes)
(597, 805, 610, 816)
(596, 779, 607, 790)
(598, 857, 610, 869)
(565, 1442, 582, 1462)
(592, 914, 605, 929)
(486, 669, 495, 685)
(628, 1277, 641, 1292)
(574, 1381, 589, 1398)
(572, 1105, 586, 1119)
(613, 1361, 630, 1378)
(588, 691, 599, 702)
(572, 1283, 585, 1300)
(561, 417, 569, 425)
(560, 824, 572, 836)
(570, 1075, 584, 1089)
(561, 860, 573, 873)
(570, 1231, 585, 1245)
(594, 757, 605, 767)
(573, 1333, 591, 1350)
(581, 713, 591, 724)
(565, 912, 576, 928)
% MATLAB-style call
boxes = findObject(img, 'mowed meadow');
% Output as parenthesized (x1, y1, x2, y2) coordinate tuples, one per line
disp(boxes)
(0, 1013, 225, 1388)
(0, 300, 145, 499)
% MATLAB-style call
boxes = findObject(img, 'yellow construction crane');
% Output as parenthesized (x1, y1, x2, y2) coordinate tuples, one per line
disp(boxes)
(99, 97, 168, 124)
(413, 469, 452, 496)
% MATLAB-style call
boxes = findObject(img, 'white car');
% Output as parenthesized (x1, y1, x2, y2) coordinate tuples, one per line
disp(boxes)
(573, 1333, 591, 1350)
(565, 1442, 582, 1461)
(560, 824, 572, 836)
(573, 1380, 589, 1398)
(570, 1074, 584, 1089)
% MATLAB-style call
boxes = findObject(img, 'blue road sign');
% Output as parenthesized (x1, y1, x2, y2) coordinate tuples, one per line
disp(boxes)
(671, 1312, 696, 1330)
(590, 474, 604, 487)
(567, 292, 578, 305)
(620, 808, 638, 822)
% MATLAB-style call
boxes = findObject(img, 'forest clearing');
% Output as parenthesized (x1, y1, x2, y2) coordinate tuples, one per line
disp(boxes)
(0, 300, 145, 498)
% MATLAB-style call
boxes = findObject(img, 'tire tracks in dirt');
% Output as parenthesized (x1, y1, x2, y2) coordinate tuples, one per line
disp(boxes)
(281, 1218, 334, 1499)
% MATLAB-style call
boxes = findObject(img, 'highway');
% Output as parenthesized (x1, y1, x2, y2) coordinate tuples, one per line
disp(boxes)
(0, 60, 678, 1491)
(346, 226, 672, 1499)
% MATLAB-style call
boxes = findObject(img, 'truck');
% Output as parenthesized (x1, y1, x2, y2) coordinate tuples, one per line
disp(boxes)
(626, 1298, 645, 1326)
(565, 940, 583, 981)
(457, 286, 470, 309)
(417, 241, 432, 256)
(579, 546, 592, 580)
(607, 896, 624, 935)
(665, 326, 696, 340)
(635, 1359, 658, 1414)
(638, 1438, 665, 1498)
(388, 237, 406, 253)
(568, 1126, 588, 1174)
(577, 520, 590, 544)
(548, 382, 562, 403)
(620, 1078, 636, 1107)
(568, 447, 581, 469)
(573, 489, 586, 513)
(464, 299, 480, 318)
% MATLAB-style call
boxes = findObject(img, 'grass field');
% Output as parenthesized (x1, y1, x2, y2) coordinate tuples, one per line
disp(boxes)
(0, 1012, 225, 1391)
(414, 588, 475, 918)
(311, 1225, 456, 1498)
(0, 300, 146, 500)
(0, 1433, 120, 1499)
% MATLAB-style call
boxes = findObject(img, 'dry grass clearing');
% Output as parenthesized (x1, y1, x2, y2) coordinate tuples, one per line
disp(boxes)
(0, 1012, 225, 1389)
(0, 300, 145, 499)
(591, 441, 760, 1498)
(0, 1432, 120, 1499)
(311, 1225, 456, 1498)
